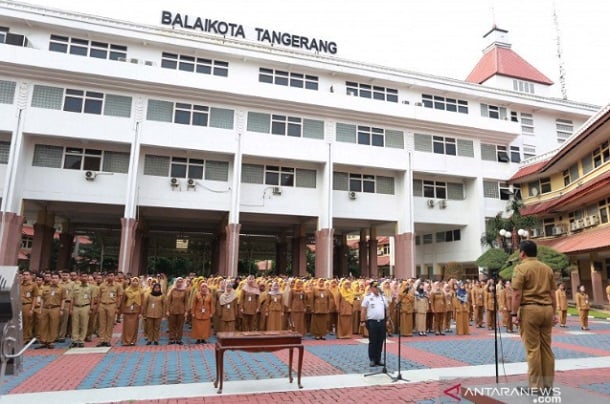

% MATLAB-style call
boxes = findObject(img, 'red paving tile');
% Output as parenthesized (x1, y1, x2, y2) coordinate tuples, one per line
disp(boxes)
(11, 353, 106, 393)
(386, 340, 469, 368)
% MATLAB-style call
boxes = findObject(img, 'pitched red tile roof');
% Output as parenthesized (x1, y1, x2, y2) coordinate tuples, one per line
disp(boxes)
(509, 160, 548, 182)
(537, 225, 610, 254)
(466, 46, 553, 85)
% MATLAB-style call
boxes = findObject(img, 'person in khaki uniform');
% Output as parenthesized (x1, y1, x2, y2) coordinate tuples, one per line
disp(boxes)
(120, 277, 143, 346)
(472, 281, 485, 328)
(511, 240, 557, 394)
(142, 282, 165, 345)
(575, 285, 590, 330)
(555, 283, 568, 328)
(36, 273, 67, 349)
(70, 273, 97, 348)
(239, 276, 260, 332)
(57, 271, 74, 342)
(454, 282, 470, 335)
(166, 277, 189, 344)
(413, 281, 429, 336)
(443, 283, 454, 333)
(503, 281, 514, 333)
(336, 280, 354, 339)
(606, 280, 610, 304)
(191, 282, 214, 343)
(96, 273, 122, 347)
(484, 282, 497, 330)
(430, 282, 446, 335)
(263, 282, 284, 331)
(86, 274, 103, 342)
(20, 271, 38, 343)
(311, 278, 332, 340)
(398, 281, 415, 337)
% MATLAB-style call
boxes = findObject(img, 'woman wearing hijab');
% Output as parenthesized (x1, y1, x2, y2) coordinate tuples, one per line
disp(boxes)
(143, 282, 165, 345)
(288, 279, 307, 335)
(214, 278, 226, 333)
(336, 279, 354, 339)
(414, 280, 429, 336)
(311, 278, 332, 340)
(454, 281, 470, 335)
(120, 277, 142, 346)
(398, 280, 415, 337)
(166, 277, 188, 345)
(576, 285, 590, 331)
(218, 281, 239, 332)
(239, 275, 260, 332)
(351, 281, 364, 335)
(191, 282, 214, 343)
(264, 281, 284, 331)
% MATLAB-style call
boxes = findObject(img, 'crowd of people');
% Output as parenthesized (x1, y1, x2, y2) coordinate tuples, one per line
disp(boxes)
(18, 268, 589, 349)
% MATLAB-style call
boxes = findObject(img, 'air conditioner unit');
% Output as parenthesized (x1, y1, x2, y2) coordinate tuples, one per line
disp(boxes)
(144, 60, 154, 66)
(530, 228, 540, 238)
(426, 199, 435, 208)
(402, 100, 410, 105)
(570, 221, 581, 232)
(84, 170, 96, 181)
(414, 102, 423, 107)
(170, 177, 179, 187)
(272, 186, 282, 195)
(551, 226, 564, 236)
(348, 191, 357, 200)
(187, 178, 196, 189)
(438, 200, 447, 209)
(589, 215, 600, 226)
(129, 58, 139, 64)
(577, 218, 586, 229)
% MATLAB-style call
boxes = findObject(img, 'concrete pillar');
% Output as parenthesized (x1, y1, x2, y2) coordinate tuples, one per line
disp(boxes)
(292, 235, 308, 277)
(131, 227, 148, 276)
(217, 231, 227, 276)
(211, 236, 221, 276)
(225, 223, 241, 279)
(337, 234, 348, 278)
(591, 254, 604, 304)
(314, 228, 333, 278)
(570, 270, 580, 301)
(368, 227, 378, 278)
(0, 212, 24, 266)
(276, 235, 288, 275)
(394, 232, 414, 279)
(118, 218, 138, 274)
(30, 211, 56, 273)
(56, 232, 74, 271)
(359, 228, 368, 278)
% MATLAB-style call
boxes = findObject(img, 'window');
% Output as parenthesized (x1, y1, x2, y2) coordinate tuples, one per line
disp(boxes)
(563, 164, 580, 186)
(258, 68, 318, 90)
(63, 89, 103, 114)
(265, 166, 294, 186)
(63, 148, 102, 171)
(336, 172, 394, 194)
(556, 119, 573, 143)
(520, 113, 535, 135)
(422, 234, 433, 245)
(161, 52, 228, 77)
(599, 198, 610, 224)
(345, 81, 398, 102)
(592, 141, 610, 168)
(421, 94, 468, 113)
(480, 103, 507, 120)
(0, 80, 16, 104)
(433, 136, 456, 155)
(534, 177, 551, 194)
(481, 143, 510, 163)
(357, 126, 384, 147)
(513, 79, 535, 94)
(170, 157, 204, 179)
(21, 235, 33, 249)
(436, 229, 461, 243)
(499, 183, 512, 200)
(349, 173, 375, 193)
(0, 141, 10, 164)
(510, 146, 521, 163)
(483, 181, 499, 199)
(423, 180, 446, 199)
(49, 34, 127, 61)
(272, 115, 302, 137)
(174, 103, 209, 126)
(523, 144, 536, 160)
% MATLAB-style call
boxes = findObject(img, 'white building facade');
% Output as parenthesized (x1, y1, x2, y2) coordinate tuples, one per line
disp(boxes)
(0, 1, 600, 279)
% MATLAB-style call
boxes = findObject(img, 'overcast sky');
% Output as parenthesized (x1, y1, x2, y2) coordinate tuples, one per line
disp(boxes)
(20, 0, 610, 106)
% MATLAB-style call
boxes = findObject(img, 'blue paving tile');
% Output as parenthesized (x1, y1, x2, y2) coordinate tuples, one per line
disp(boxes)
(407, 338, 593, 366)
(554, 333, 610, 349)
(306, 344, 426, 373)
(1, 354, 58, 394)
(581, 382, 610, 396)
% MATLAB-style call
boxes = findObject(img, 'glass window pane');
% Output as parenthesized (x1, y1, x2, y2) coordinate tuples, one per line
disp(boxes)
(271, 121, 286, 135)
(280, 173, 294, 186)
(196, 65, 211, 74)
(363, 181, 375, 193)
(446, 143, 456, 155)
(83, 156, 101, 171)
(372, 134, 384, 147)
(174, 110, 190, 125)
(84, 99, 102, 114)
(265, 172, 279, 185)
(90, 48, 107, 59)
(357, 132, 370, 145)
(171, 164, 187, 178)
(161, 59, 177, 69)
(64, 155, 82, 170)
(350, 179, 362, 192)
(70, 46, 87, 56)
(287, 123, 301, 137)
(192, 112, 208, 126)
(188, 165, 203, 179)
(64, 97, 83, 112)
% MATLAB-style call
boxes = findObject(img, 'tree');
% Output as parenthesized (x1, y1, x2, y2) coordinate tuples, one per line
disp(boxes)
(481, 199, 538, 248)
(475, 248, 509, 278)
(499, 245, 568, 279)
(444, 261, 464, 280)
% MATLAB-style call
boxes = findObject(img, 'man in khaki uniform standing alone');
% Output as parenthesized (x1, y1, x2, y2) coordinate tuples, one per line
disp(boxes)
(511, 240, 557, 394)
(96, 273, 121, 347)
(70, 273, 97, 347)
(20, 271, 38, 343)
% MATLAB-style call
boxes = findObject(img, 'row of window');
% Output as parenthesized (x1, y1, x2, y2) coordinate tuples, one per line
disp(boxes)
(336, 123, 404, 149)
(161, 52, 228, 77)
(31, 85, 132, 117)
(0, 80, 16, 104)
(49, 34, 127, 61)
(33, 145, 129, 173)
(415, 229, 462, 245)
(346, 81, 398, 103)
(147, 99, 234, 129)
(333, 172, 395, 195)
(259, 68, 318, 90)
(414, 133, 473, 157)
(421, 94, 468, 114)
(247, 112, 324, 139)
(242, 164, 316, 188)
(483, 182, 520, 200)
(144, 155, 229, 181)
(412, 180, 464, 200)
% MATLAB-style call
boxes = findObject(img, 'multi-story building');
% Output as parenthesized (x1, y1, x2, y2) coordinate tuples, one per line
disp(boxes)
(0, 2, 600, 279)
(510, 105, 610, 303)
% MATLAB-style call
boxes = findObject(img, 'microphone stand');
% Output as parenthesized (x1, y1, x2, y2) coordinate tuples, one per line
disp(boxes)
(391, 298, 407, 382)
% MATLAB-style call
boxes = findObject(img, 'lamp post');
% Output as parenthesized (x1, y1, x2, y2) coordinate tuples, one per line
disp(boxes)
(498, 229, 512, 253)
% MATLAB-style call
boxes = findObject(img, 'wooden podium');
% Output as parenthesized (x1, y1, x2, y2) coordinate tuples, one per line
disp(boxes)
(213, 330, 304, 394)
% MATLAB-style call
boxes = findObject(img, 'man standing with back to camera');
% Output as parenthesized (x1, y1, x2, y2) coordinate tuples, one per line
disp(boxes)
(360, 281, 388, 367)
(511, 240, 557, 395)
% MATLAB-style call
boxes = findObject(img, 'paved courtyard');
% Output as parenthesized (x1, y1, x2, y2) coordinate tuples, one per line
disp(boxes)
(2, 315, 610, 403)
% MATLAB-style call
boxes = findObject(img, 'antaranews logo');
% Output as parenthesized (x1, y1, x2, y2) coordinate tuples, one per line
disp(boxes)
(443, 383, 562, 403)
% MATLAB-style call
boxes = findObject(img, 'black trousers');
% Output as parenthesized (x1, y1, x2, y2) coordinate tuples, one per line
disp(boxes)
(366, 319, 385, 363)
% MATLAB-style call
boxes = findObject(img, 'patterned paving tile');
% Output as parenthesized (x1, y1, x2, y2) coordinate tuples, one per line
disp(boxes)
(1, 354, 57, 394)
(581, 382, 610, 396)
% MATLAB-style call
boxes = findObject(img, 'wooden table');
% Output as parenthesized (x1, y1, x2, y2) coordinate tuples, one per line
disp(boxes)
(214, 330, 304, 394)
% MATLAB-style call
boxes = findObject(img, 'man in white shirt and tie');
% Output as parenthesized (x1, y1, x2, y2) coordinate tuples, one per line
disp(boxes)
(360, 281, 389, 367)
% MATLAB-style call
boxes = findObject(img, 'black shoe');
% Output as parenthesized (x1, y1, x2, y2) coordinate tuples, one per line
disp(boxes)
(176, 340, 184, 345)
(146, 341, 152, 345)
(104, 342, 111, 347)
(96, 342, 105, 347)
(154, 341, 159, 345)
(70, 343, 77, 348)
(57, 338, 65, 343)
(35, 344, 48, 350)
(168, 340, 175, 345)
(375, 362, 385, 366)
(369, 361, 376, 367)
(78, 343, 85, 347)
(47, 344, 55, 349)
